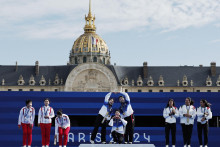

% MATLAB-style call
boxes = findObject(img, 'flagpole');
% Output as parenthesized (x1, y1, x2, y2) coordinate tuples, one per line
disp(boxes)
(91, 36, 93, 62)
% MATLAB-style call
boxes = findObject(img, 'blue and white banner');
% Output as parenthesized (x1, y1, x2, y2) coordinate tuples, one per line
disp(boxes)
(0, 92, 219, 147)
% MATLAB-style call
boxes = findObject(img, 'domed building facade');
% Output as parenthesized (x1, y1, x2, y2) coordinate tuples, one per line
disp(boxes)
(0, 0, 220, 93)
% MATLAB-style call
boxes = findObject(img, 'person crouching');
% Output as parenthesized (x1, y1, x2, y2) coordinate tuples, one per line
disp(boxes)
(109, 110, 127, 144)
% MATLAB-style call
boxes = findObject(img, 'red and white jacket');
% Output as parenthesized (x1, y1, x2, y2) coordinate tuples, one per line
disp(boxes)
(55, 114, 70, 135)
(38, 106, 55, 124)
(18, 106, 35, 126)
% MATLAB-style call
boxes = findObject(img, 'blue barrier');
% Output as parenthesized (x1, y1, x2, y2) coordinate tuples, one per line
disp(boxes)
(0, 92, 219, 147)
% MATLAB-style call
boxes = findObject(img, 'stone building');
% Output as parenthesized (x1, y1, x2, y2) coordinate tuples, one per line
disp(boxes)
(0, 0, 220, 93)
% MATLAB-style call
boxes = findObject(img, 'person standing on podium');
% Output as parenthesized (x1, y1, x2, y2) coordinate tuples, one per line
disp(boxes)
(197, 99, 212, 147)
(163, 99, 179, 147)
(38, 98, 55, 147)
(179, 97, 196, 147)
(90, 92, 114, 144)
(118, 92, 134, 144)
(18, 100, 35, 147)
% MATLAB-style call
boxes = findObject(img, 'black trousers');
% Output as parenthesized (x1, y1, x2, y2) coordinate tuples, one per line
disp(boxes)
(165, 123, 176, 145)
(197, 122, 209, 146)
(91, 114, 107, 142)
(124, 114, 135, 142)
(112, 131, 124, 144)
(181, 124, 193, 145)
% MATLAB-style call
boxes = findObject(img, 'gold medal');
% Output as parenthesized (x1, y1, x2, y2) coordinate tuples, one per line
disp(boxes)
(116, 128, 119, 131)
(123, 113, 125, 115)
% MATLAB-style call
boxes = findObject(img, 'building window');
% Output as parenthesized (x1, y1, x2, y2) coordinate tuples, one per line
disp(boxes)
(103, 58, 105, 64)
(218, 90, 220, 92)
(75, 57, 78, 64)
(170, 90, 174, 92)
(8, 89, 12, 91)
(125, 89, 128, 92)
(41, 89, 45, 92)
(54, 89, 58, 92)
(83, 57, 87, 63)
(149, 89, 152, 92)
(19, 89, 23, 91)
(93, 57, 97, 62)
(138, 89, 142, 92)
(207, 90, 211, 92)
(183, 90, 187, 92)
(30, 89, 34, 91)
(159, 90, 163, 92)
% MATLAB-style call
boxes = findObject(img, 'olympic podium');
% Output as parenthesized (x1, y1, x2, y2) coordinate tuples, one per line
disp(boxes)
(79, 144, 155, 147)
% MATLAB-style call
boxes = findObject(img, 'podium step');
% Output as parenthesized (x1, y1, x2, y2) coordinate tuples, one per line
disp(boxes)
(79, 144, 155, 147)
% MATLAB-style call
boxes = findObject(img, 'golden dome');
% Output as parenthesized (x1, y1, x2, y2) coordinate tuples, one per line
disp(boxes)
(72, 33, 109, 54)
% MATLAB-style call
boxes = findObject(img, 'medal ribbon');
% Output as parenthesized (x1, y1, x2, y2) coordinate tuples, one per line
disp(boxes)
(44, 106, 49, 116)
(24, 108, 30, 118)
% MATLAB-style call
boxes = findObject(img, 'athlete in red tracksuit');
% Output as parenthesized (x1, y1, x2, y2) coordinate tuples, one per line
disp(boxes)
(54, 110, 70, 147)
(18, 100, 35, 147)
(38, 98, 55, 147)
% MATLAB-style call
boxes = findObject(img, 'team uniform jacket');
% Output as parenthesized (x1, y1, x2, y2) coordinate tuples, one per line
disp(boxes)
(197, 106, 212, 124)
(163, 106, 179, 123)
(109, 117, 127, 134)
(38, 106, 55, 124)
(98, 92, 113, 120)
(179, 105, 196, 125)
(119, 92, 134, 118)
(55, 114, 70, 135)
(18, 106, 35, 126)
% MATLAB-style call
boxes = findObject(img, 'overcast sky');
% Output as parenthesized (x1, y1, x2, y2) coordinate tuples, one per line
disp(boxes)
(0, 0, 219, 66)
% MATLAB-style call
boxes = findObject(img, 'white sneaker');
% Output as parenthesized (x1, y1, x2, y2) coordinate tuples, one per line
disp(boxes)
(129, 142, 132, 144)
(184, 145, 187, 147)
(23, 146, 26, 147)
(172, 145, 175, 147)
(200, 145, 203, 147)
(204, 145, 208, 147)
(188, 145, 191, 147)
(28, 146, 31, 147)
(46, 146, 49, 147)
(124, 142, 127, 144)
(101, 141, 106, 144)
(64, 146, 66, 147)
(59, 146, 62, 147)
(166, 145, 168, 147)
(90, 140, 95, 144)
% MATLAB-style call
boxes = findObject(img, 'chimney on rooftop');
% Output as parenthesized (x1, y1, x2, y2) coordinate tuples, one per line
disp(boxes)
(211, 62, 216, 77)
(143, 62, 148, 79)
(35, 61, 39, 76)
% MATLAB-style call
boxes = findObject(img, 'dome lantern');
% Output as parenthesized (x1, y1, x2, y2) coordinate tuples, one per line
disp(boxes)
(84, 0, 96, 33)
